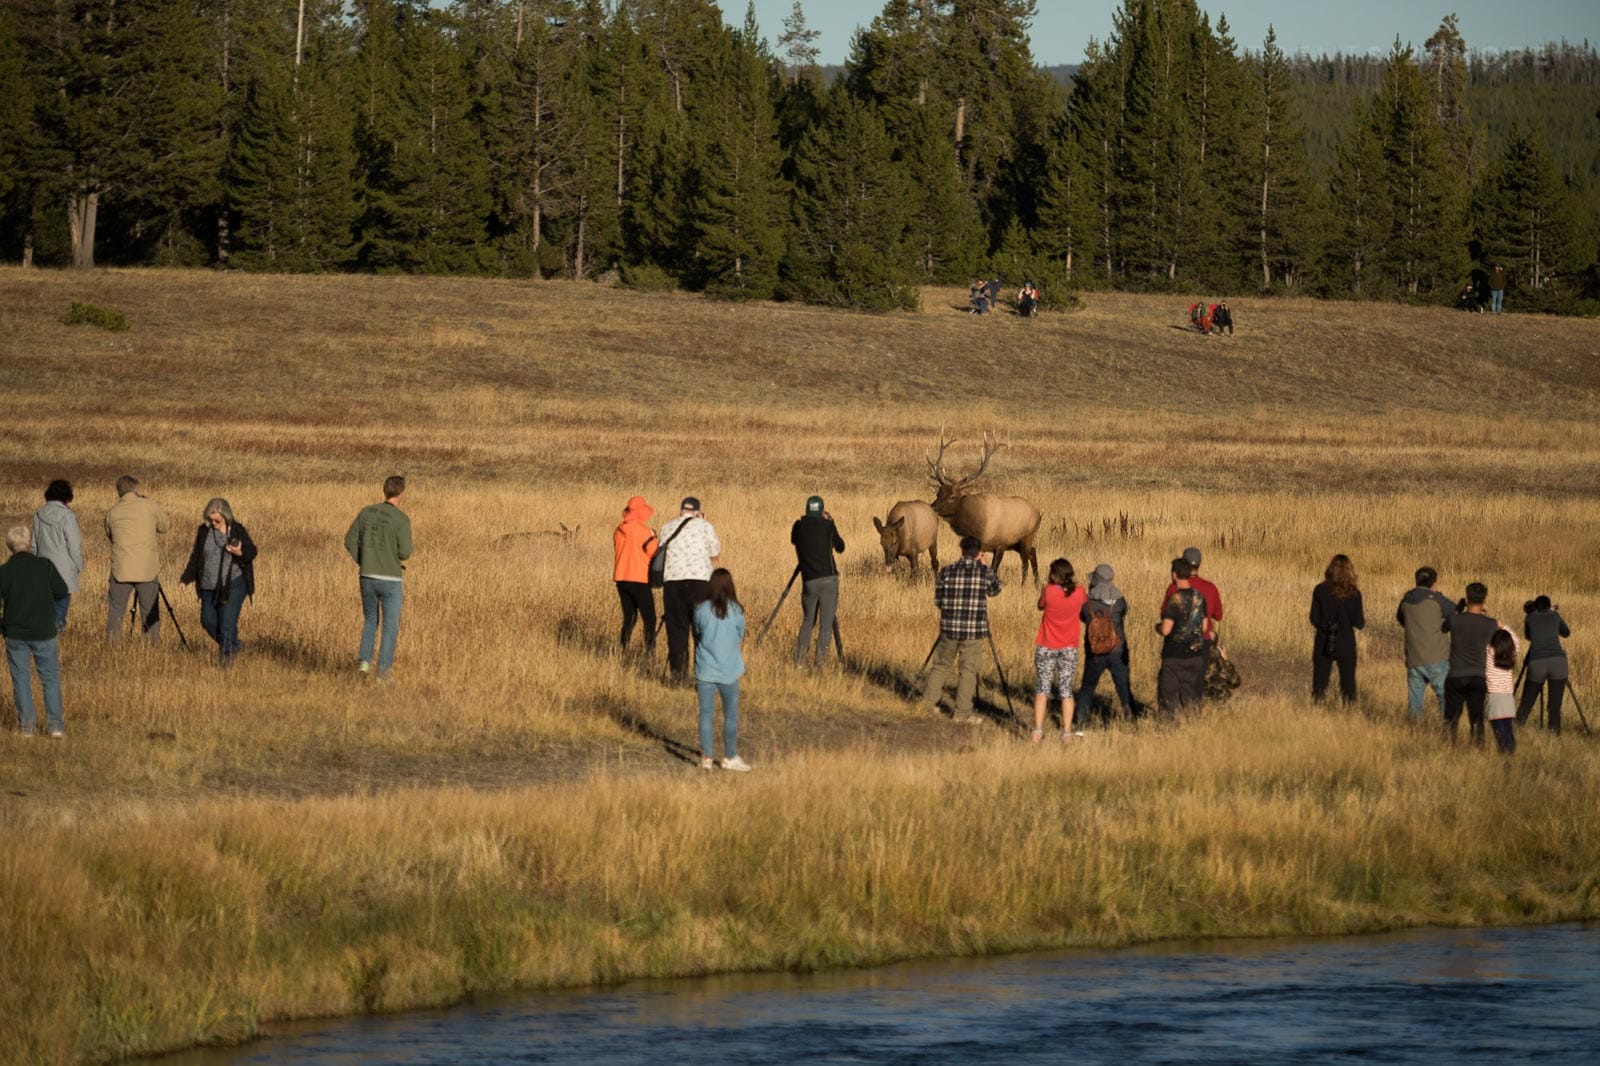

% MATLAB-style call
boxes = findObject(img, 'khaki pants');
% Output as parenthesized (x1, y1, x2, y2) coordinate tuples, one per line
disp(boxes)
(919, 635, 985, 719)
(106, 579, 160, 642)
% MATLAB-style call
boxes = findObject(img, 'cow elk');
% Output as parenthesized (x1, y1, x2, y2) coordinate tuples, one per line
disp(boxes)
(927, 432, 1042, 584)
(872, 500, 940, 575)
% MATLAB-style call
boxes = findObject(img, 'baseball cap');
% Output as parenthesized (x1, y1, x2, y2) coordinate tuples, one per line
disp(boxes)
(1182, 547, 1202, 567)
(680, 496, 701, 512)
(806, 495, 824, 514)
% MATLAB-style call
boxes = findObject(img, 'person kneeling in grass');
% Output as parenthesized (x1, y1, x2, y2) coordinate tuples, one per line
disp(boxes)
(1034, 558, 1086, 743)
(693, 568, 749, 772)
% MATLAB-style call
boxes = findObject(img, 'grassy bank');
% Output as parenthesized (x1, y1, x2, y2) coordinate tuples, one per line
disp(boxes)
(2, 268, 1599, 1061)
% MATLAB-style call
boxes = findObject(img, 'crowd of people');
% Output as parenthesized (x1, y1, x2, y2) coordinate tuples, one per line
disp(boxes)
(0, 476, 1579, 765)
(967, 278, 1041, 316)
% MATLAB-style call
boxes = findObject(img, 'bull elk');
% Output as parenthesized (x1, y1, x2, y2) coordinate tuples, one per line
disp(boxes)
(927, 432, 1041, 584)
(872, 500, 940, 575)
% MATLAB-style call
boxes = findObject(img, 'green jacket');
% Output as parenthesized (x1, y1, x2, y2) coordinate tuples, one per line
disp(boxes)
(344, 502, 413, 579)
(0, 552, 70, 642)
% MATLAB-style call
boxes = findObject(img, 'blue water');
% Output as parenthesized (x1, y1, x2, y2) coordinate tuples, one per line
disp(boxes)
(171, 924, 1600, 1064)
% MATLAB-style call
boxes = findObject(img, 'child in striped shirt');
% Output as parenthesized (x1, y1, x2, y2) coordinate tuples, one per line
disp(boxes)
(1485, 627, 1520, 755)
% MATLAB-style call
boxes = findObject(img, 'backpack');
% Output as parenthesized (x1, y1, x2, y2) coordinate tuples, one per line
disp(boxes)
(1169, 589, 1207, 653)
(1086, 602, 1121, 656)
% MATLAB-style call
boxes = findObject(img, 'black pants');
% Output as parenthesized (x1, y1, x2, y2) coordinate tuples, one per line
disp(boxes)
(1490, 718, 1516, 755)
(1157, 655, 1206, 718)
(1516, 658, 1568, 734)
(663, 579, 708, 680)
(1312, 648, 1357, 703)
(1079, 651, 1134, 716)
(1444, 675, 1487, 745)
(616, 581, 656, 651)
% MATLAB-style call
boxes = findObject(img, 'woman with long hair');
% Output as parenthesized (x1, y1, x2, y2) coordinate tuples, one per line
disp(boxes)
(178, 497, 259, 666)
(1033, 557, 1087, 742)
(1485, 627, 1521, 754)
(692, 568, 749, 771)
(1309, 553, 1365, 703)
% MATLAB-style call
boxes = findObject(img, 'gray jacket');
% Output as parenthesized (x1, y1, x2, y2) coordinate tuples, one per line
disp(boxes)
(1396, 586, 1454, 667)
(31, 501, 84, 593)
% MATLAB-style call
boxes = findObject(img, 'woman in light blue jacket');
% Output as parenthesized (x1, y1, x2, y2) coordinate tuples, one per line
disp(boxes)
(31, 480, 84, 631)
(692, 568, 749, 772)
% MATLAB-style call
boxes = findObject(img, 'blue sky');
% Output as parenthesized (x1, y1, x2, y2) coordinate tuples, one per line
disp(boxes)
(734, 1, 1600, 66)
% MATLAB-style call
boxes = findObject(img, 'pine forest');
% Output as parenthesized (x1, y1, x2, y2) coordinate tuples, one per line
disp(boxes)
(2, 0, 1597, 313)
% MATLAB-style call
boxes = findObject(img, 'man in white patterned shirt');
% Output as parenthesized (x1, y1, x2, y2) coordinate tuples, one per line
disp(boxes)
(658, 496, 722, 680)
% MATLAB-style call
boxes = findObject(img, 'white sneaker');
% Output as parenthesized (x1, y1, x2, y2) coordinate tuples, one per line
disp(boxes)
(720, 756, 752, 773)
(358, 661, 372, 674)
(49, 729, 64, 739)
(699, 756, 714, 771)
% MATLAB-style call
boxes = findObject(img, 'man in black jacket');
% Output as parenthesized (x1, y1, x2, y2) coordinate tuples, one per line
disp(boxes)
(1442, 581, 1498, 746)
(792, 496, 845, 668)
(0, 525, 70, 737)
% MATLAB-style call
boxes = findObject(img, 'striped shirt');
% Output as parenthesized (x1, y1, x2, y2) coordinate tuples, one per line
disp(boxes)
(934, 557, 1002, 640)
(1485, 629, 1520, 694)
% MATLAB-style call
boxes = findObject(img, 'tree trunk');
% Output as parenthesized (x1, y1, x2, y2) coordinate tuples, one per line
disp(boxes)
(22, 230, 34, 268)
(574, 197, 586, 279)
(1260, 142, 1271, 290)
(954, 97, 965, 146)
(68, 189, 98, 270)
(294, 0, 305, 71)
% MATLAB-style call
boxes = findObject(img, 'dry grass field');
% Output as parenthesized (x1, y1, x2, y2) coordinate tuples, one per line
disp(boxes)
(2, 267, 1600, 1063)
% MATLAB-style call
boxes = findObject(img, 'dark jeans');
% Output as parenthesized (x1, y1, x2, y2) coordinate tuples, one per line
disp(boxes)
(1516, 656, 1568, 734)
(198, 576, 246, 665)
(1078, 651, 1134, 716)
(54, 594, 71, 632)
(1490, 718, 1515, 755)
(1157, 655, 1206, 718)
(1312, 648, 1357, 703)
(1444, 675, 1487, 745)
(663, 579, 708, 680)
(616, 581, 656, 651)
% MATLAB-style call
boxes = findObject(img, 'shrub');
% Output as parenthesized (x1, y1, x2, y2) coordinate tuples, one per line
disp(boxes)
(62, 302, 130, 331)
(620, 263, 677, 293)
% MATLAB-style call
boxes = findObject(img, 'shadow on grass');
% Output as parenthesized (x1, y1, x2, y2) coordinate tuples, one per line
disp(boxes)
(249, 632, 347, 674)
(598, 693, 700, 766)
(837, 647, 1028, 738)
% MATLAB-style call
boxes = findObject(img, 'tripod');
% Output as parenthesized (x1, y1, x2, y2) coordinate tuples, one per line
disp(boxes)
(1514, 662, 1591, 736)
(129, 581, 190, 648)
(755, 565, 844, 660)
(914, 631, 1018, 727)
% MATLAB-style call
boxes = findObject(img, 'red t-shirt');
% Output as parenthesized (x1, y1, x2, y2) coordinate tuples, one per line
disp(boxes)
(1037, 584, 1088, 649)
(1161, 575, 1222, 636)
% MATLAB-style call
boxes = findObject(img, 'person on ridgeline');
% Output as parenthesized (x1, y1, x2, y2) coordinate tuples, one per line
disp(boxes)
(1210, 300, 1234, 336)
(1156, 557, 1208, 718)
(1033, 557, 1087, 743)
(1310, 554, 1365, 704)
(1517, 596, 1571, 734)
(1485, 626, 1520, 755)
(1162, 547, 1222, 664)
(1458, 282, 1482, 313)
(918, 536, 1000, 725)
(1397, 567, 1456, 721)
(1442, 582, 1498, 746)
(612, 496, 658, 656)
(103, 474, 170, 642)
(0, 526, 69, 738)
(658, 497, 721, 682)
(969, 279, 989, 315)
(1189, 302, 1212, 335)
(791, 495, 844, 669)
(1488, 262, 1507, 315)
(1078, 563, 1135, 720)
(693, 568, 749, 772)
(985, 277, 1002, 311)
(345, 475, 412, 680)
(178, 498, 258, 667)
(31, 480, 83, 632)
(1017, 280, 1039, 317)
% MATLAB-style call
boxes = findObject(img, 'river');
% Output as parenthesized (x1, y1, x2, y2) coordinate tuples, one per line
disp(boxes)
(167, 923, 1600, 1063)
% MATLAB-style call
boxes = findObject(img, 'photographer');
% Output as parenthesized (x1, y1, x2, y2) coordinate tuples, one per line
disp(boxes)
(1310, 554, 1365, 704)
(791, 495, 844, 669)
(103, 474, 170, 641)
(179, 498, 258, 667)
(1442, 582, 1498, 746)
(1517, 596, 1572, 733)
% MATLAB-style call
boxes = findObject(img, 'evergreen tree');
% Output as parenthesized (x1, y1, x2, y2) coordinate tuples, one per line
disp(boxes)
(1250, 27, 1319, 290)
(899, 105, 984, 280)
(0, 7, 29, 211)
(1423, 14, 1474, 178)
(776, 1, 820, 87)
(1064, 37, 1124, 283)
(1325, 103, 1389, 295)
(784, 90, 919, 310)
(1477, 122, 1589, 292)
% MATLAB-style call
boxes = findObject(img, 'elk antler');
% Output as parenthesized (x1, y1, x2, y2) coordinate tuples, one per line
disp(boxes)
(926, 428, 960, 486)
(948, 431, 1005, 489)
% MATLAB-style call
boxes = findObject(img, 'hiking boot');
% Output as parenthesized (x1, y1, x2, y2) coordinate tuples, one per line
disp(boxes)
(699, 756, 715, 771)
(720, 756, 752, 772)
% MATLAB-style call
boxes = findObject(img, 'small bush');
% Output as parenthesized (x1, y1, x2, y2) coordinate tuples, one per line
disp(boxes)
(620, 263, 677, 293)
(63, 302, 130, 331)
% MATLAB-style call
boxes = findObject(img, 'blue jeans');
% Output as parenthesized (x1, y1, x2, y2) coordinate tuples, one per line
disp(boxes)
(697, 680, 740, 759)
(359, 577, 404, 676)
(1407, 661, 1449, 719)
(7, 637, 64, 735)
(54, 594, 71, 632)
(1490, 289, 1504, 314)
(198, 577, 247, 664)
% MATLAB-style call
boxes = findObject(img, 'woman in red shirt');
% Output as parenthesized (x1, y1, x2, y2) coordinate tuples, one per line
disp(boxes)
(1035, 558, 1088, 742)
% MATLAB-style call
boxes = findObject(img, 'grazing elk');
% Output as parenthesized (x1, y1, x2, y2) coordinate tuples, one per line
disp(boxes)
(872, 500, 940, 575)
(927, 432, 1042, 585)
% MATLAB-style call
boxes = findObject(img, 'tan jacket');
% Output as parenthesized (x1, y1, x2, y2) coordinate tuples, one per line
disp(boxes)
(104, 492, 171, 583)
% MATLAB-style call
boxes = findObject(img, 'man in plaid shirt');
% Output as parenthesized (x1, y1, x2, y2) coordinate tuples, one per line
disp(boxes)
(918, 536, 1001, 723)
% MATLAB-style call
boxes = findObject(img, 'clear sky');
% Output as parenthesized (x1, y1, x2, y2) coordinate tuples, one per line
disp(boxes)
(735, 1, 1600, 67)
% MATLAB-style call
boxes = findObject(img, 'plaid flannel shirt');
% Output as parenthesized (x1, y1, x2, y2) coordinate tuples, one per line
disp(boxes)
(934, 557, 1001, 640)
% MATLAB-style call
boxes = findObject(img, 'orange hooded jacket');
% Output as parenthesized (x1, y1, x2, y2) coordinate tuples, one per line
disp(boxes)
(613, 496, 658, 583)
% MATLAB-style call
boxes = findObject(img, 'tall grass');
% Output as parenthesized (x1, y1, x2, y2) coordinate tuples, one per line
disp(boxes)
(1, 269, 1598, 1062)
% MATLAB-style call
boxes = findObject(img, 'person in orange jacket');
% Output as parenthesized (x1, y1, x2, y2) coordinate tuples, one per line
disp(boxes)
(613, 496, 659, 653)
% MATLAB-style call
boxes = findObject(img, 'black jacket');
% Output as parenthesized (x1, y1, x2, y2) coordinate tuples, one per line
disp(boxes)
(790, 515, 844, 581)
(1309, 581, 1364, 656)
(180, 520, 259, 599)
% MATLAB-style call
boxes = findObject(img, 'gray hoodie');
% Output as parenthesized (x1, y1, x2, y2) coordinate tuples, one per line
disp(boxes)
(31, 500, 84, 594)
(1396, 586, 1455, 667)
